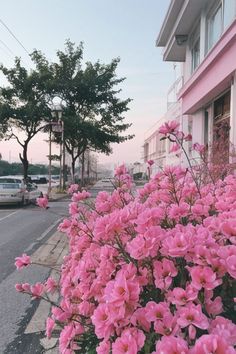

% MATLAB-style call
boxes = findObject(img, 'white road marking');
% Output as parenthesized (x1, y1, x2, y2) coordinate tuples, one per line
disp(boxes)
(24, 217, 62, 253)
(0, 210, 19, 222)
(36, 217, 62, 241)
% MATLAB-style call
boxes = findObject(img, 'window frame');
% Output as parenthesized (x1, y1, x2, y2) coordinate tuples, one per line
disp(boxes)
(206, 1, 223, 53)
(206, 0, 236, 54)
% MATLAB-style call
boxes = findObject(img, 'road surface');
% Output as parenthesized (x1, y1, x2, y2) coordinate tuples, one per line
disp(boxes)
(0, 181, 118, 353)
(0, 199, 70, 353)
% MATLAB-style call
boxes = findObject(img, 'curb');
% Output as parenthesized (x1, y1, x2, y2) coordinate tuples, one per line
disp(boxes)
(49, 194, 68, 202)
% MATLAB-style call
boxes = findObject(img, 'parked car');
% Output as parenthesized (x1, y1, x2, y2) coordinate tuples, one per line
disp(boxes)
(29, 176, 47, 184)
(0, 177, 28, 206)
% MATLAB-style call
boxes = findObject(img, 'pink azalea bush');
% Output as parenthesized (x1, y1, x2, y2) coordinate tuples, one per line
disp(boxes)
(15, 123, 236, 353)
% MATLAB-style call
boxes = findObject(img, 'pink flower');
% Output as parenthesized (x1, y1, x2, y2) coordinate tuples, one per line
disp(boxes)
(51, 306, 71, 322)
(96, 340, 111, 354)
(161, 230, 192, 257)
(193, 142, 205, 153)
(192, 334, 236, 354)
(46, 317, 55, 339)
(205, 291, 223, 316)
(184, 133, 192, 141)
(59, 323, 75, 354)
(167, 285, 198, 307)
(154, 313, 179, 336)
(145, 301, 170, 322)
(221, 219, 236, 239)
(58, 218, 71, 233)
(189, 266, 222, 290)
(177, 303, 209, 330)
(67, 183, 80, 194)
(45, 277, 57, 293)
(91, 303, 114, 339)
(126, 231, 159, 260)
(112, 328, 145, 354)
(225, 255, 236, 278)
(153, 258, 177, 290)
(36, 195, 49, 208)
(22, 283, 31, 292)
(69, 202, 79, 215)
(209, 316, 236, 346)
(154, 336, 188, 354)
(159, 120, 180, 135)
(15, 283, 24, 292)
(72, 190, 91, 202)
(30, 282, 45, 298)
(131, 308, 150, 332)
(168, 202, 189, 220)
(15, 253, 31, 269)
(104, 271, 140, 307)
(147, 159, 154, 166)
(115, 164, 127, 176)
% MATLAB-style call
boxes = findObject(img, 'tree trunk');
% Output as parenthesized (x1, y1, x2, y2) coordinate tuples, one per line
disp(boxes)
(71, 158, 76, 184)
(81, 151, 85, 187)
(19, 143, 29, 180)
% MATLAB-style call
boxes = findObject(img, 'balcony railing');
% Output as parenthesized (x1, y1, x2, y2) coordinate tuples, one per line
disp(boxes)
(167, 76, 183, 109)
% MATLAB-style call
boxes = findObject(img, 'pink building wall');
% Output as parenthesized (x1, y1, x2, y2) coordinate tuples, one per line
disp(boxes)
(178, 19, 236, 115)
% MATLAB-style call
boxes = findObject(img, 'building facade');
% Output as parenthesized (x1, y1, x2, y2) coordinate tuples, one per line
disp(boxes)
(144, 0, 236, 172)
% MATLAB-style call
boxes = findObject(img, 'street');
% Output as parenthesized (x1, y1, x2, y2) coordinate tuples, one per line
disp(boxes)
(88, 178, 115, 197)
(0, 199, 70, 353)
(0, 182, 115, 353)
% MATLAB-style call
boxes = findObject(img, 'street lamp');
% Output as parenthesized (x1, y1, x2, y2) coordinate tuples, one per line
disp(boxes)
(51, 105, 65, 191)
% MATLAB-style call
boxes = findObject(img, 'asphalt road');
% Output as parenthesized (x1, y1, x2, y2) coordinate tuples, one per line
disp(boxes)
(0, 199, 70, 354)
(0, 182, 117, 353)
(88, 178, 115, 198)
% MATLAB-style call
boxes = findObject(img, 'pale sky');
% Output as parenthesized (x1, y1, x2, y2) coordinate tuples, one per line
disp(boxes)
(0, 0, 175, 166)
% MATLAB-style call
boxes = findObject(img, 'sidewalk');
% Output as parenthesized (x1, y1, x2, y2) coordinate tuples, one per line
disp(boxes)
(26, 189, 69, 353)
(25, 230, 68, 353)
(28, 186, 90, 353)
(49, 190, 68, 202)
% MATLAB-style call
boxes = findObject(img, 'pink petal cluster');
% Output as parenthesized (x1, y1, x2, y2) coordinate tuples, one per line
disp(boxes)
(15, 161, 236, 353)
(72, 190, 91, 202)
(147, 159, 154, 166)
(15, 253, 31, 269)
(36, 195, 49, 208)
(67, 183, 80, 194)
(159, 120, 180, 135)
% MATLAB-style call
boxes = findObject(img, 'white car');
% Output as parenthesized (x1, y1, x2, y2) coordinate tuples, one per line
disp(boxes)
(0, 177, 27, 205)
(0, 177, 43, 206)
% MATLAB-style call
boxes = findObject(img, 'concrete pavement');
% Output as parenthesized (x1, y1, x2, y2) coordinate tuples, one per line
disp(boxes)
(24, 230, 67, 353)
(20, 190, 69, 353)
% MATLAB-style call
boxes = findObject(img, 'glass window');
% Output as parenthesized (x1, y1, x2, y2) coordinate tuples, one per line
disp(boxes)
(223, 0, 236, 28)
(208, 4, 223, 50)
(191, 37, 200, 72)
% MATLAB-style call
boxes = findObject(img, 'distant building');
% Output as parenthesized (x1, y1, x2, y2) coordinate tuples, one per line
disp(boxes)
(144, 0, 236, 173)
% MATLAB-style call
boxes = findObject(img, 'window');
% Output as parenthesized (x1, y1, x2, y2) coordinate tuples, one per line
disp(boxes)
(224, 0, 236, 28)
(191, 37, 200, 72)
(188, 117, 193, 155)
(213, 91, 230, 162)
(204, 109, 209, 148)
(206, 0, 236, 53)
(143, 142, 149, 162)
(156, 133, 166, 155)
(207, 3, 223, 51)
